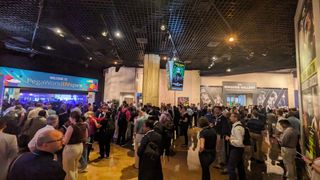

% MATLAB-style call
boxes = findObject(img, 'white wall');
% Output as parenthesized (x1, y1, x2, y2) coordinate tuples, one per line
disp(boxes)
(200, 72, 297, 107)
(159, 69, 200, 106)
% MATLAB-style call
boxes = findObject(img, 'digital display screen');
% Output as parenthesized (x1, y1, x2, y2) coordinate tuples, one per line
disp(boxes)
(166, 60, 185, 91)
(0, 67, 98, 92)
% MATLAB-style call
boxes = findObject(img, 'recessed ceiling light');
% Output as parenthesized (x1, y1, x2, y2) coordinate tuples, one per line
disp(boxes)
(228, 37, 235, 42)
(58, 33, 64, 37)
(226, 68, 231, 72)
(212, 56, 217, 61)
(42, 45, 54, 50)
(114, 61, 118, 65)
(163, 56, 167, 60)
(55, 28, 62, 34)
(173, 57, 177, 61)
(89, 57, 93, 61)
(115, 31, 121, 38)
(86, 36, 91, 40)
(102, 31, 107, 37)
(160, 25, 166, 31)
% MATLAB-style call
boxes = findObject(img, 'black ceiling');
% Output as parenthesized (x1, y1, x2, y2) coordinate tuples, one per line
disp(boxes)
(0, 0, 298, 75)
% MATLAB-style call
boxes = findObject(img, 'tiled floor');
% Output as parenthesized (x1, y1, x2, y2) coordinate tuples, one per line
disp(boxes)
(79, 127, 285, 180)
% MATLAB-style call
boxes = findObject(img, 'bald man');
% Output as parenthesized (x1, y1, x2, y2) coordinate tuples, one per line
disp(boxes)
(8, 130, 66, 180)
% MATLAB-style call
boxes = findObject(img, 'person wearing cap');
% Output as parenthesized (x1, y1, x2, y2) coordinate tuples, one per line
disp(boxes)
(278, 118, 299, 180)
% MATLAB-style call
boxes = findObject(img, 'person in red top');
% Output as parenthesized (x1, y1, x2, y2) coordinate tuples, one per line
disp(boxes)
(117, 101, 131, 146)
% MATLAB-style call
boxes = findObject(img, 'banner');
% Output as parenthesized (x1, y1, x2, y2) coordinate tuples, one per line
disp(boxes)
(0, 75, 4, 113)
(0, 67, 98, 92)
(166, 61, 185, 91)
(253, 88, 288, 108)
(297, 0, 320, 161)
(200, 86, 223, 106)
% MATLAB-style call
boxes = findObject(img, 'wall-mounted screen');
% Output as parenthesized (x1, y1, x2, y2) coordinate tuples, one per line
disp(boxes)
(0, 67, 98, 92)
(166, 60, 185, 91)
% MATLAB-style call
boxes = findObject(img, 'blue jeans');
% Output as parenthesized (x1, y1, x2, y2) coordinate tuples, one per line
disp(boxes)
(79, 144, 88, 169)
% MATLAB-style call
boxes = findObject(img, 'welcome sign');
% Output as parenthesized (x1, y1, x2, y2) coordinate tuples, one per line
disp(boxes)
(0, 67, 98, 92)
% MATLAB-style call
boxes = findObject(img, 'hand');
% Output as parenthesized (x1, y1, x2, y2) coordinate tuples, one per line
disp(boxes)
(225, 136, 230, 141)
(303, 156, 312, 164)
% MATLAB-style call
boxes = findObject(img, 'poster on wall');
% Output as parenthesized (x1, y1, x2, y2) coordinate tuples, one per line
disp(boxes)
(0, 75, 4, 113)
(178, 97, 189, 106)
(297, 0, 320, 161)
(200, 86, 223, 106)
(166, 60, 185, 91)
(253, 88, 288, 108)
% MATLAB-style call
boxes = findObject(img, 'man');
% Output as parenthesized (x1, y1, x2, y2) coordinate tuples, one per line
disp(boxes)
(47, 104, 56, 115)
(225, 113, 246, 180)
(28, 115, 59, 152)
(27, 102, 47, 121)
(278, 119, 298, 180)
(213, 106, 230, 173)
(117, 101, 131, 146)
(138, 119, 163, 180)
(71, 104, 82, 115)
(246, 111, 265, 163)
(7, 130, 66, 180)
(0, 117, 18, 180)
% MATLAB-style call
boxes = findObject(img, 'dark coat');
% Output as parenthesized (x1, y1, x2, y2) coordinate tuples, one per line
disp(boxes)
(138, 130, 163, 180)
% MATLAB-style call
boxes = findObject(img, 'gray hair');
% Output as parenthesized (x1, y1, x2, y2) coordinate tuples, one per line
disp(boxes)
(46, 115, 59, 126)
(36, 130, 55, 147)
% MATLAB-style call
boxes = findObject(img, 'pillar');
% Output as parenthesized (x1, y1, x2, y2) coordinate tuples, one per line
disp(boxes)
(142, 54, 160, 106)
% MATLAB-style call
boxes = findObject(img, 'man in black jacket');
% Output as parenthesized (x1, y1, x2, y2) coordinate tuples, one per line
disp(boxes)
(138, 119, 163, 180)
(8, 129, 66, 180)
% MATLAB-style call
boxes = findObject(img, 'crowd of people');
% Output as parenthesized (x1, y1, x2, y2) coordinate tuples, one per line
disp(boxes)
(0, 99, 320, 180)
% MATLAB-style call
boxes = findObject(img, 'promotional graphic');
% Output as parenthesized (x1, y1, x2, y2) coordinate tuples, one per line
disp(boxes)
(166, 60, 185, 91)
(0, 67, 98, 92)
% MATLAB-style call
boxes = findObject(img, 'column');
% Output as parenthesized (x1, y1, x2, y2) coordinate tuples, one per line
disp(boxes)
(142, 54, 160, 106)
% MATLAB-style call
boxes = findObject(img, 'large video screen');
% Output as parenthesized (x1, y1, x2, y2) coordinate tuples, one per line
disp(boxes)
(166, 60, 185, 91)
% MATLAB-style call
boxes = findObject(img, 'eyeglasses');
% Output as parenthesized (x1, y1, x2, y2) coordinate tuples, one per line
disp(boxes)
(45, 138, 63, 144)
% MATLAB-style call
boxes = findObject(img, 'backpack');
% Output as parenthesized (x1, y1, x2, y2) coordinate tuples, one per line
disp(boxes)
(118, 110, 127, 126)
(235, 124, 251, 146)
(144, 135, 161, 160)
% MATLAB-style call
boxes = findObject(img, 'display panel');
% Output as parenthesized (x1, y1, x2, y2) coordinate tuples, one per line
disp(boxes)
(0, 67, 98, 92)
(200, 86, 223, 106)
(253, 88, 288, 108)
(297, 0, 320, 161)
(18, 92, 87, 105)
(166, 60, 185, 91)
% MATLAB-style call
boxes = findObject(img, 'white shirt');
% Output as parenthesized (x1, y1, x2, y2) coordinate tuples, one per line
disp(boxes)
(230, 121, 245, 148)
(28, 125, 55, 152)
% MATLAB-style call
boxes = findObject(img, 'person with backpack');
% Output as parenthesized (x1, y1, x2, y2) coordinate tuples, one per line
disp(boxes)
(117, 102, 131, 146)
(225, 112, 246, 180)
(138, 119, 163, 180)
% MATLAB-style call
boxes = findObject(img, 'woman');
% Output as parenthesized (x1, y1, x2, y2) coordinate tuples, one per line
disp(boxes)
(63, 111, 88, 180)
(133, 108, 148, 168)
(198, 117, 217, 180)
(180, 106, 189, 147)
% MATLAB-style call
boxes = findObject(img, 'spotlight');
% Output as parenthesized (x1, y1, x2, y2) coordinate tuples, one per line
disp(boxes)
(212, 56, 217, 61)
(43, 45, 54, 50)
(226, 68, 231, 72)
(163, 56, 167, 60)
(114, 61, 118, 65)
(173, 57, 177, 61)
(102, 31, 107, 37)
(58, 33, 64, 37)
(55, 28, 62, 34)
(160, 25, 166, 31)
(228, 37, 234, 42)
(115, 31, 121, 38)
(89, 57, 93, 61)
(86, 36, 91, 40)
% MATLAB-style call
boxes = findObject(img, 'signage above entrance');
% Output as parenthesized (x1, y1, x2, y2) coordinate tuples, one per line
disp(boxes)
(222, 81, 256, 93)
(0, 67, 98, 92)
